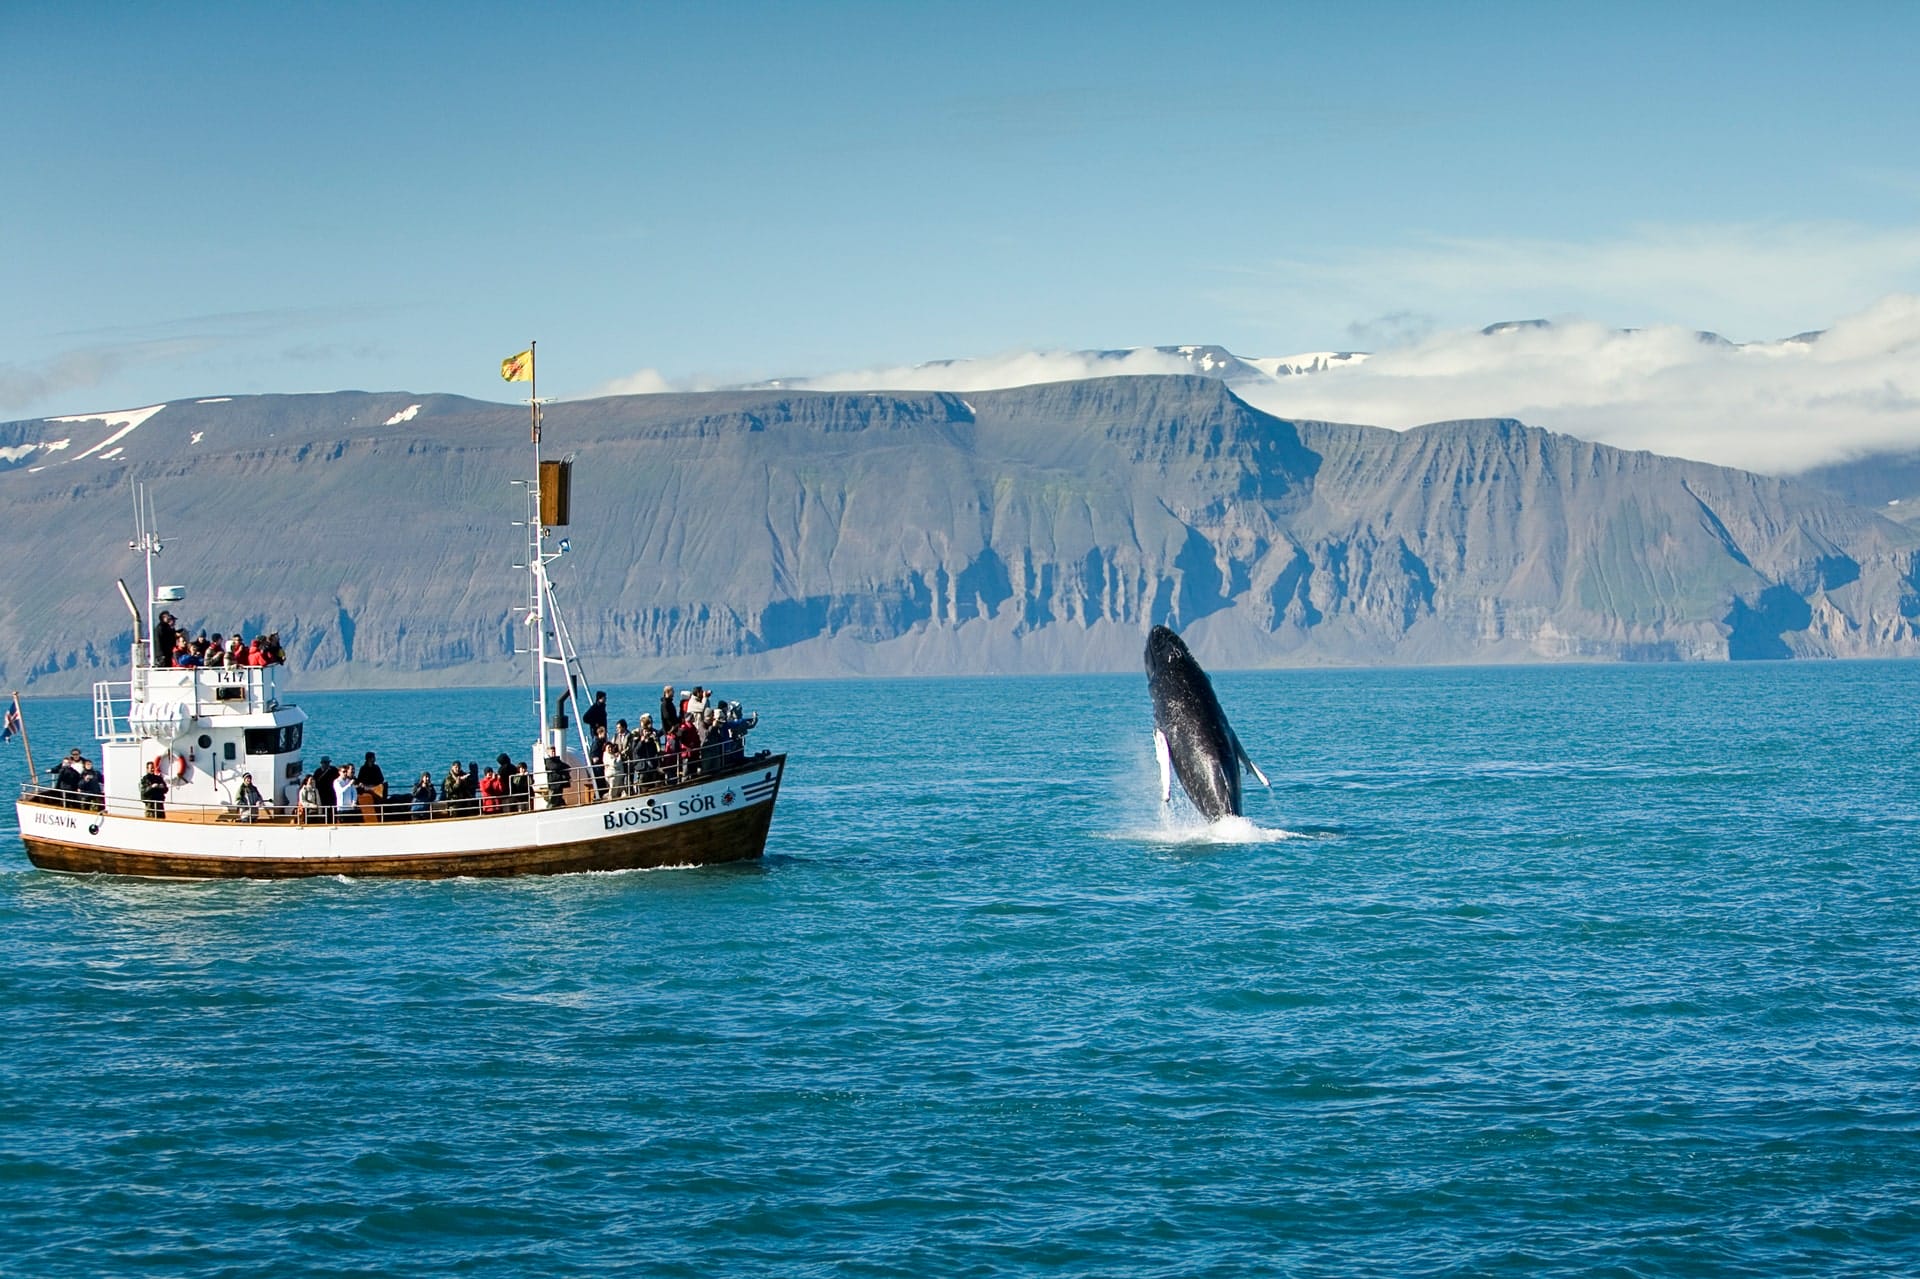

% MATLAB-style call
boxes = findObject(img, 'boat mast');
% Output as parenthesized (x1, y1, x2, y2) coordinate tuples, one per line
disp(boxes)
(526, 342, 549, 749)
(516, 343, 595, 765)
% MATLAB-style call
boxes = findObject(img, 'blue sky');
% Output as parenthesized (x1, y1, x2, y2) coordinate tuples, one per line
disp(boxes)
(6, 0, 1918, 430)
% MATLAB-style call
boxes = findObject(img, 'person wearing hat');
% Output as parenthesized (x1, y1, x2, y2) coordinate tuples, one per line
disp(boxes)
(633, 715, 662, 789)
(236, 772, 264, 823)
(442, 760, 468, 817)
(151, 611, 177, 669)
(495, 753, 527, 813)
(51, 751, 83, 807)
(312, 756, 338, 823)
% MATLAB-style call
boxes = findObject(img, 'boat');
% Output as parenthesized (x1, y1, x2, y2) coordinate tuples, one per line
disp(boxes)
(13, 345, 785, 878)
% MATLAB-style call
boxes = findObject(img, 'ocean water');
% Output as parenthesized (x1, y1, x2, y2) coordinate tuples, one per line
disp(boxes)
(2, 661, 1918, 1277)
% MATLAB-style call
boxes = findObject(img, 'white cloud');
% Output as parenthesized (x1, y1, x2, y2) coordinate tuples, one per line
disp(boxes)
(592, 367, 681, 396)
(772, 347, 1211, 393)
(619, 293, 1920, 475)
(1233, 294, 1920, 474)
(586, 348, 1216, 399)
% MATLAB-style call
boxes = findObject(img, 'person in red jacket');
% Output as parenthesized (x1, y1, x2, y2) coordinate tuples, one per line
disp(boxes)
(675, 717, 702, 780)
(479, 766, 506, 815)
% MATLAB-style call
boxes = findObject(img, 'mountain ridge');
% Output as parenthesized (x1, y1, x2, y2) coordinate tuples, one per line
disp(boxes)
(2, 376, 1915, 694)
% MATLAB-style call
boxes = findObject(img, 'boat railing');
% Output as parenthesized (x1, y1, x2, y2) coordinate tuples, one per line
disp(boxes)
(93, 682, 132, 742)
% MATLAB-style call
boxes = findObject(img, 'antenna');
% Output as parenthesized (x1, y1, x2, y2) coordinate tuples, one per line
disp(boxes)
(135, 484, 163, 633)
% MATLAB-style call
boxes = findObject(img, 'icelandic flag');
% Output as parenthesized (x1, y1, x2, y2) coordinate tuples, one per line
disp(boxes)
(1, 701, 19, 743)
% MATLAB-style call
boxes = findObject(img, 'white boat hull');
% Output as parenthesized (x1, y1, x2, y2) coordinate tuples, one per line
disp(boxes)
(18, 757, 784, 879)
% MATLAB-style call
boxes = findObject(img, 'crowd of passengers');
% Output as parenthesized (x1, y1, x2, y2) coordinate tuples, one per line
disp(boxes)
(42, 750, 105, 810)
(571, 684, 761, 800)
(290, 684, 759, 823)
(151, 609, 285, 669)
(42, 682, 765, 822)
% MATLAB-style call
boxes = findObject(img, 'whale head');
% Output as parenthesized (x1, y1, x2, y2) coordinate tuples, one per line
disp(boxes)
(1145, 624, 1190, 675)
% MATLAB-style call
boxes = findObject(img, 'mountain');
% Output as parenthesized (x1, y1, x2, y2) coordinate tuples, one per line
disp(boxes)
(2, 377, 1917, 694)
(1796, 448, 1920, 528)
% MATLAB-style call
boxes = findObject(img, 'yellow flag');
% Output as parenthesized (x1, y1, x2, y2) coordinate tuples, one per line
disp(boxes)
(500, 349, 533, 382)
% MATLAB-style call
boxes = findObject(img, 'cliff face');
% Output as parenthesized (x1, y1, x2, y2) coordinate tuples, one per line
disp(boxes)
(1798, 447, 1920, 528)
(2, 377, 1916, 693)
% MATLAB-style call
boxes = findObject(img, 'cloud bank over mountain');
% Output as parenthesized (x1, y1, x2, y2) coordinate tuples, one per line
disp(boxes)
(1236, 294, 1920, 476)
(592, 347, 1223, 399)
(600, 294, 1920, 477)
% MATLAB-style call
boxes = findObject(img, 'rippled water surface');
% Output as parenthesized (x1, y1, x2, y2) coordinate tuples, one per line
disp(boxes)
(4, 662, 1919, 1276)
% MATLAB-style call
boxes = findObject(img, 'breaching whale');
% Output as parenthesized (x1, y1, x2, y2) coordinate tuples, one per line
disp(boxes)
(1145, 624, 1269, 820)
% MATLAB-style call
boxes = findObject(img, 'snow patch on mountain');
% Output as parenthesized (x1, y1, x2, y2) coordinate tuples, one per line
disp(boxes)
(48, 404, 167, 463)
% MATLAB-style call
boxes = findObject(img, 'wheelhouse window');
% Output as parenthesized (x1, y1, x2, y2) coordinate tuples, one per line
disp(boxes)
(245, 724, 303, 755)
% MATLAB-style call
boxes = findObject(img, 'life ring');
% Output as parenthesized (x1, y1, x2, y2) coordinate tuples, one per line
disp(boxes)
(173, 753, 190, 779)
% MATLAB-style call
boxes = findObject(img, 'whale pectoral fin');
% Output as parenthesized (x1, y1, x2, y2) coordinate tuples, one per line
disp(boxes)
(1231, 730, 1271, 789)
(1153, 728, 1173, 805)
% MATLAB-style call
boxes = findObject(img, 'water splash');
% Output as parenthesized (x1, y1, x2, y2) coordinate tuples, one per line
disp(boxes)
(1118, 811, 1310, 846)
